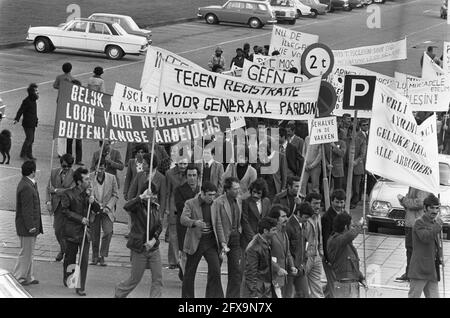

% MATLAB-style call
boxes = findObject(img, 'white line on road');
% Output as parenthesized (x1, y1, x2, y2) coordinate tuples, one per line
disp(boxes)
(0, 165, 22, 171)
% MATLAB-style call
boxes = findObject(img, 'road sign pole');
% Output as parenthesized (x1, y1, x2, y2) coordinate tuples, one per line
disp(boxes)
(345, 110, 358, 213)
(321, 144, 330, 210)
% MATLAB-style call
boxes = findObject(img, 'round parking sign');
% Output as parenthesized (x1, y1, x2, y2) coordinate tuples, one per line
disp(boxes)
(301, 43, 334, 79)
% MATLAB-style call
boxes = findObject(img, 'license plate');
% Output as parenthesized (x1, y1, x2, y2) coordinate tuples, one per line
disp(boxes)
(396, 220, 405, 227)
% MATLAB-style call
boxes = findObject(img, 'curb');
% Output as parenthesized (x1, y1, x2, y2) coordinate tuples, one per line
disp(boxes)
(0, 18, 199, 50)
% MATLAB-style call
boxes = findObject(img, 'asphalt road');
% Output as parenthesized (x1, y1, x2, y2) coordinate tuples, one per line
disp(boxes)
(0, 0, 447, 230)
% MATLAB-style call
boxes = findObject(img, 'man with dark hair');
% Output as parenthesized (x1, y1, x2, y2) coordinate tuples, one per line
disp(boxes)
(174, 163, 201, 280)
(243, 43, 251, 60)
(241, 178, 271, 249)
(202, 147, 224, 195)
(242, 217, 278, 298)
(285, 202, 312, 298)
(304, 192, 324, 298)
(230, 48, 245, 68)
(89, 158, 118, 266)
(268, 204, 296, 297)
(321, 188, 346, 298)
(181, 181, 223, 298)
(285, 122, 304, 177)
(408, 194, 443, 298)
(46, 153, 75, 262)
(213, 176, 243, 297)
(273, 176, 302, 217)
(420, 46, 436, 68)
(115, 183, 163, 298)
(350, 121, 367, 209)
(14, 83, 39, 161)
(14, 160, 43, 285)
(61, 167, 98, 296)
(301, 134, 322, 196)
(90, 140, 124, 188)
(327, 212, 365, 298)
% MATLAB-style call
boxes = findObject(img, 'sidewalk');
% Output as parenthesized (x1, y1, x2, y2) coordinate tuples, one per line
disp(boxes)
(1, 209, 450, 298)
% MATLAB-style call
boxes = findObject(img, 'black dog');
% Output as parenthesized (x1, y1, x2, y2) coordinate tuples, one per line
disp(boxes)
(0, 129, 11, 164)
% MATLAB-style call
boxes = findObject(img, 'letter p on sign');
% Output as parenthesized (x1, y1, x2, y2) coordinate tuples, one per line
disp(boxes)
(342, 75, 376, 111)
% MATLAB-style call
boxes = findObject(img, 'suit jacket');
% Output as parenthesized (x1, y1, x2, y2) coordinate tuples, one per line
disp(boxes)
(286, 142, 303, 177)
(272, 190, 296, 217)
(241, 197, 271, 247)
(123, 158, 144, 200)
(212, 194, 242, 246)
(181, 195, 220, 255)
(201, 161, 224, 195)
(270, 229, 294, 287)
(323, 140, 346, 178)
(15, 177, 43, 237)
(90, 148, 124, 187)
(408, 214, 442, 281)
(46, 168, 75, 213)
(345, 131, 366, 175)
(127, 170, 167, 213)
(286, 215, 307, 271)
(174, 182, 200, 248)
(14, 96, 38, 128)
(223, 163, 257, 199)
(321, 207, 339, 263)
(90, 172, 119, 222)
(165, 166, 187, 223)
(304, 214, 323, 273)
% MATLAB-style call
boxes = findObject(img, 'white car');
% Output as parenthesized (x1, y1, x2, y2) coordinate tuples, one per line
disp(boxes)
(88, 13, 152, 44)
(0, 269, 32, 298)
(26, 18, 149, 60)
(291, 0, 315, 17)
(368, 154, 450, 238)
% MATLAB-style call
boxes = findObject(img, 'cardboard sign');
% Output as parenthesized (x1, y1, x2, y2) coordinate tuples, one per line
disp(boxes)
(333, 38, 407, 66)
(443, 42, 450, 75)
(154, 62, 321, 120)
(253, 54, 303, 73)
(308, 116, 338, 145)
(422, 52, 445, 80)
(406, 75, 450, 112)
(241, 59, 308, 84)
(366, 82, 439, 194)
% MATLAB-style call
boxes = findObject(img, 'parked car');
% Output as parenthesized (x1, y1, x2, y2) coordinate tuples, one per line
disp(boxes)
(0, 269, 32, 298)
(367, 154, 450, 238)
(348, 0, 363, 8)
(298, 0, 328, 15)
(291, 0, 316, 17)
(319, 0, 351, 11)
(88, 13, 152, 44)
(441, 0, 448, 19)
(197, 0, 277, 28)
(257, 0, 297, 24)
(26, 18, 149, 60)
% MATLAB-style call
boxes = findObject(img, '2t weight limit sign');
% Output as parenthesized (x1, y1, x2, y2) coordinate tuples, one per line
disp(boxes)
(301, 43, 334, 79)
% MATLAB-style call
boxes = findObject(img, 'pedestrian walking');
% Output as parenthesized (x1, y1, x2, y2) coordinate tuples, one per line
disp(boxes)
(213, 177, 243, 298)
(89, 158, 119, 266)
(223, 149, 257, 200)
(13, 83, 39, 161)
(408, 194, 443, 298)
(242, 217, 278, 298)
(61, 167, 98, 296)
(46, 153, 75, 262)
(87, 66, 105, 92)
(90, 140, 124, 188)
(327, 212, 365, 298)
(201, 147, 224, 195)
(13, 160, 43, 286)
(115, 183, 163, 298)
(180, 181, 224, 298)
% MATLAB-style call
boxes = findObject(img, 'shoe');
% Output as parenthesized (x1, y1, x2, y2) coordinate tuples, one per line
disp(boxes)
(19, 280, 30, 286)
(90, 257, 99, 265)
(29, 279, 39, 285)
(178, 266, 184, 281)
(99, 257, 107, 267)
(76, 289, 87, 296)
(55, 251, 64, 262)
(76, 161, 84, 166)
(168, 265, 178, 270)
(395, 273, 409, 282)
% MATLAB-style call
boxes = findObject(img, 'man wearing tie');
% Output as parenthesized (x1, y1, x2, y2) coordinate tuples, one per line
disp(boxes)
(201, 147, 224, 195)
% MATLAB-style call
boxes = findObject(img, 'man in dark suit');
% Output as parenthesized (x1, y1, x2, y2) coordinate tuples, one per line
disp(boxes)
(46, 153, 75, 262)
(241, 178, 271, 250)
(13, 160, 43, 285)
(201, 147, 224, 195)
(272, 176, 303, 217)
(180, 181, 223, 298)
(285, 123, 304, 177)
(350, 124, 367, 209)
(174, 164, 201, 280)
(14, 83, 39, 160)
(90, 140, 124, 188)
(213, 177, 242, 298)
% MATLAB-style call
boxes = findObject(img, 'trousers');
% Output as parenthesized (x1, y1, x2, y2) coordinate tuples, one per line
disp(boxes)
(20, 127, 35, 158)
(115, 248, 163, 298)
(405, 227, 413, 277)
(63, 238, 90, 291)
(306, 255, 324, 298)
(66, 138, 83, 163)
(13, 236, 37, 284)
(334, 281, 360, 298)
(285, 274, 309, 298)
(322, 260, 336, 298)
(408, 279, 439, 298)
(225, 231, 242, 298)
(91, 213, 113, 259)
(301, 164, 321, 196)
(53, 209, 66, 253)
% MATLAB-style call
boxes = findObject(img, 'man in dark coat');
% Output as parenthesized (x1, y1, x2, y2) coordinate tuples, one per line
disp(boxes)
(90, 140, 124, 188)
(272, 176, 302, 217)
(14, 83, 39, 160)
(13, 160, 43, 285)
(408, 194, 443, 298)
(61, 167, 99, 296)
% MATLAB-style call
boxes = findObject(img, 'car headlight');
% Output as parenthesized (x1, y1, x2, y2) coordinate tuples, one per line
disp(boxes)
(370, 200, 391, 216)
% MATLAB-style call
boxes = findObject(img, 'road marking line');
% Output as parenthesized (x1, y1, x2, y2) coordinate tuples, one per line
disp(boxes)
(0, 166, 22, 171)
(0, 174, 20, 182)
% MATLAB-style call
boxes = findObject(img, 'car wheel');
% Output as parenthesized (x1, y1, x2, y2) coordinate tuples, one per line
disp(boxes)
(311, 10, 318, 18)
(105, 45, 124, 60)
(248, 18, 262, 29)
(34, 37, 51, 53)
(368, 221, 378, 233)
(297, 9, 302, 17)
(205, 13, 218, 24)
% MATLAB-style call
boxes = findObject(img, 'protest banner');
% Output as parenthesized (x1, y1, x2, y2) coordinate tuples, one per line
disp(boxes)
(229, 116, 246, 131)
(111, 82, 205, 118)
(269, 25, 319, 71)
(54, 82, 230, 144)
(241, 59, 308, 84)
(155, 62, 321, 120)
(253, 54, 303, 73)
(308, 116, 338, 145)
(222, 64, 243, 77)
(443, 42, 450, 74)
(140, 46, 202, 94)
(394, 72, 420, 96)
(333, 38, 407, 66)
(406, 75, 450, 112)
(328, 64, 397, 118)
(366, 82, 439, 194)
(422, 52, 445, 80)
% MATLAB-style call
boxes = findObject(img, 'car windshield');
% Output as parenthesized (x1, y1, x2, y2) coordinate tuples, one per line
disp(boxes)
(270, 0, 293, 6)
(112, 23, 126, 35)
(440, 162, 450, 186)
(124, 17, 141, 31)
